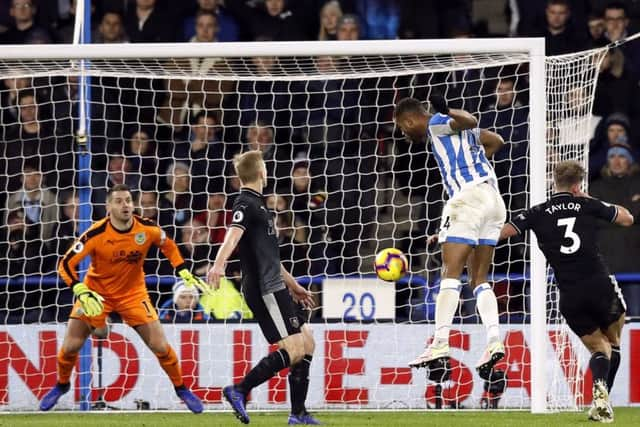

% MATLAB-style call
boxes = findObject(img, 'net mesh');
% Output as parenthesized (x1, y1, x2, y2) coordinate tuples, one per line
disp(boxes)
(0, 45, 605, 411)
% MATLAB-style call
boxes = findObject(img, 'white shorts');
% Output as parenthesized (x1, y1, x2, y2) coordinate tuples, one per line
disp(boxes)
(438, 181, 506, 247)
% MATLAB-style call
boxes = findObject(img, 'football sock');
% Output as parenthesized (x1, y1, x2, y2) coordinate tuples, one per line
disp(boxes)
(57, 348, 78, 385)
(155, 345, 183, 387)
(589, 351, 610, 388)
(474, 283, 501, 343)
(289, 354, 312, 416)
(434, 278, 461, 343)
(237, 348, 291, 394)
(607, 345, 621, 392)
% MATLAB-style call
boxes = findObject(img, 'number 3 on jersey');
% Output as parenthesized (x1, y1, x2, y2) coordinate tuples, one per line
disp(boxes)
(557, 217, 581, 254)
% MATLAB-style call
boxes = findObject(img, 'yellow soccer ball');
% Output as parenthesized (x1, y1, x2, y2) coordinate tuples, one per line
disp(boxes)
(374, 248, 408, 282)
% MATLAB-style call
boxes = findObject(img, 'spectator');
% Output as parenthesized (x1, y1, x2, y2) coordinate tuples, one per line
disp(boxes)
(5, 159, 58, 253)
(590, 112, 634, 180)
(125, 0, 175, 43)
(318, 0, 342, 40)
(605, 1, 640, 79)
(183, 0, 239, 42)
(274, 202, 310, 278)
(290, 158, 334, 276)
(225, 0, 312, 41)
(542, 0, 588, 55)
(56, 191, 80, 256)
(195, 192, 231, 248)
(243, 121, 292, 192)
(179, 217, 215, 277)
(336, 14, 361, 40)
(190, 9, 219, 42)
(55, 0, 95, 43)
(162, 161, 204, 227)
(590, 144, 640, 316)
(94, 10, 129, 43)
(587, 13, 606, 45)
(2, 0, 52, 44)
(356, 0, 400, 39)
(126, 128, 158, 178)
(3, 89, 73, 192)
(480, 77, 529, 213)
(0, 77, 30, 128)
(593, 46, 640, 120)
(0, 207, 50, 277)
(159, 280, 210, 323)
(91, 154, 147, 218)
(138, 189, 175, 276)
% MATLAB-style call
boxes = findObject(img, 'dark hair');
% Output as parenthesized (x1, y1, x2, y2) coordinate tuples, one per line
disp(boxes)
(23, 157, 41, 171)
(554, 160, 585, 189)
(394, 97, 427, 119)
(605, 1, 628, 15)
(195, 9, 217, 22)
(17, 88, 36, 104)
(547, 0, 570, 8)
(107, 184, 131, 200)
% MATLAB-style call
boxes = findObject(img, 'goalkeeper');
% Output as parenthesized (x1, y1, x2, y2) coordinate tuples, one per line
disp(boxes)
(40, 184, 207, 413)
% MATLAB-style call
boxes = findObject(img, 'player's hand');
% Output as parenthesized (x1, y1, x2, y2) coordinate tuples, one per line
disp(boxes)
(72, 283, 104, 317)
(206, 264, 226, 290)
(289, 282, 316, 310)
(427, 234, 439, 246)
(429, 94, 449, 114)
(178, 269, 213, 296)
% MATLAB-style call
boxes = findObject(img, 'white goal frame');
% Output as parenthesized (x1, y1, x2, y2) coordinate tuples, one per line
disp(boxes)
(1, 38, 548, 413)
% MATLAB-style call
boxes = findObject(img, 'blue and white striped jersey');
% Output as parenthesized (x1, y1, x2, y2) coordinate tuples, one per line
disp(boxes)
(428, 113, 497, 198)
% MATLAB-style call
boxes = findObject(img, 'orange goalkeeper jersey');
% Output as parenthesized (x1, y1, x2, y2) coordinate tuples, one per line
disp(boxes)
(59, 215, 185, 299)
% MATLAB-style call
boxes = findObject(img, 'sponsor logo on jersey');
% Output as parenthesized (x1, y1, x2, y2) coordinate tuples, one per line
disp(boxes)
(290, 317, 300, 329)
(135, 232, 146, 245)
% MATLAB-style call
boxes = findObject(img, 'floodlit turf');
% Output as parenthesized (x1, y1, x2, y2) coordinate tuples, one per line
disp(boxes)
(1, 408, 640, 427)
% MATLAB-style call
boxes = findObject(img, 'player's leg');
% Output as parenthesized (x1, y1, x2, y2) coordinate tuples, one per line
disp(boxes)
(225, 288, 304, 424)
(581, 328, 614, 422)
(125, 296, 203, 414)
(288, 323, 320, 425)
(603, 313, 625, 392)
(468, 245, 504, 375)
(40, 316, 93, 410)
(604, 275, 627, 393)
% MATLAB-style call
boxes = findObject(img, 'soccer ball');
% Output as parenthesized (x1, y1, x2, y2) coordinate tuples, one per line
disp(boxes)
(374, 248, 408, 282)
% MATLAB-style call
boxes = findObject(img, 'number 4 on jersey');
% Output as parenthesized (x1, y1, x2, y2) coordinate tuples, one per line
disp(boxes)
(557, 217, 581, 254)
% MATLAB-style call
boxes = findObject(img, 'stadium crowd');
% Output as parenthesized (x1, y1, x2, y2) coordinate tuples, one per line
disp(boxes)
(0, 0, 639, 323)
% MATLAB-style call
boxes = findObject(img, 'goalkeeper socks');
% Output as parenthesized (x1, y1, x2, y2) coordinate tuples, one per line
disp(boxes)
(589, 351, 610, 387)
(237, 349, 291, 394)
(434, 278, 461, 343)
(57, 348, 78, 384)
(474, 283, 501, 343)
(607, 345, 621, 392)
(155, 345, 183, 387)
(288, 354, 312, 416)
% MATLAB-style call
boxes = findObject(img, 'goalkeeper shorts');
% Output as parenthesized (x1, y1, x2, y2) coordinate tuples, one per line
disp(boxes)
(70, 291, 158, 328)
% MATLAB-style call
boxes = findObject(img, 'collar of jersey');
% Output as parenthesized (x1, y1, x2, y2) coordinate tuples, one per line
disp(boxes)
(109, 217, 135, 234)
(241, 188, 263, 197)
(551, 192, 573, 198)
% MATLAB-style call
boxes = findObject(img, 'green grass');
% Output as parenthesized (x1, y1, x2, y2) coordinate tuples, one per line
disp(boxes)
(1, 409, 639, 427)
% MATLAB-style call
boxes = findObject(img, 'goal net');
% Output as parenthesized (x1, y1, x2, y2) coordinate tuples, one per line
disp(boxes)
(0, 40, 607, 412)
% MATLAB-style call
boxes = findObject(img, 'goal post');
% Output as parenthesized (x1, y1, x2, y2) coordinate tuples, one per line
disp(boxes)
(0, 38, 614, 412)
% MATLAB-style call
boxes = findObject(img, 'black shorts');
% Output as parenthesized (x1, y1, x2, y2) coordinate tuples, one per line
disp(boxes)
(559, 275, 626, 337)
(243, 287, 303, 344)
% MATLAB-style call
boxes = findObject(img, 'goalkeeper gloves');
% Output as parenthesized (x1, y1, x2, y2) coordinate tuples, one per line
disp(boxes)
(429, 94, 449, 114)
(72, 283, 104, 317)
(178, 269, 212, 296)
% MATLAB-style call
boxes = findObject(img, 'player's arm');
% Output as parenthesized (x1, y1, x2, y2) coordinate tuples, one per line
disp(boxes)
(613, 205, 634, 226)
(280, 263, 315, 309)
(58, 231, 104, 317)
(152, 225, 213, 295)
(208, 226, 244, 289)
(499, 208, 534, 240)
(586, 196, 635, 227)
(499, 223, 520, 240)
(479, 129, 505, 158)
(429, 94, 478, 131)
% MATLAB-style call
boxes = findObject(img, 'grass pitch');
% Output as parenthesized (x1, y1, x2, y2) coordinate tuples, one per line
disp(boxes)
(1, 409, 639, 427)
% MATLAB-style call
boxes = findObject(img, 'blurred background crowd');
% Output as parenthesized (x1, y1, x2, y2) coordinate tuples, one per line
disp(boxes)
(0, 0, 639, 324)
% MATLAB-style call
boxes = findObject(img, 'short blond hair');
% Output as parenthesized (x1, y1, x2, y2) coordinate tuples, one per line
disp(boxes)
(234, 150, 264, 184)
(554, 160, 585, 189)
